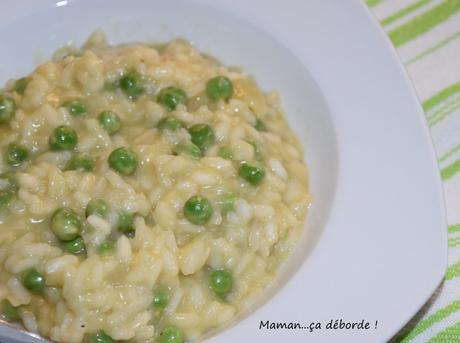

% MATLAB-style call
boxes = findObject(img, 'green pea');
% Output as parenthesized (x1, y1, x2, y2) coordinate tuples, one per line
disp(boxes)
(64, 99, 87, 117)
(51, 207, 81, 241)
(0, 95, 16, 124)
(0, 172, 18, 191)
(152, 286, 169, 310)
(14, 77, 28, 95)
(159, 325, 184, 343)
(22, 268, 46, 292)
(183, 195, 213, 225)
(66, 155, 94, 172)
(120, 72, 144, 98)
(108, 147, 138, 175)
(157, 117, 183, 131)
(96, 241, 114, 255)
(0, 173, 17, 209)
(239, 163, 265, 186)
(217, 146, 233, 159)
(118, 212, 135, 236)
(0, 190, 14, 209)
(206, 76, 233, 101)
(157, 87, 187, 111)
(4, 143, 28, 167)
(221, 193, 238, 212)
(49, 125, 78, 151)
(62, 236, 86, 255)
(88, 330, 114, 343)
(189, 124, 215, 151)
(1, 300, 21, 321)
(173, 142, 201, 160)
(208, 269, 232, 297)
(254, 118, 267, 131)
(98, 111, 121, 135)
(86, 199, 108, 217)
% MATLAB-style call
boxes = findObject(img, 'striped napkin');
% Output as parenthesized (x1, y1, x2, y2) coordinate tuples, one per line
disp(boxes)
(366, 0, 460, 342)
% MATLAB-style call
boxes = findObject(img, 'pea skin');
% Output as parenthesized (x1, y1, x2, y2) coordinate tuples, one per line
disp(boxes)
(22, 268, 46, 292)
(62, 236, 86, 255)
(108, 147, 138, 175)
(183, 195, 213, 225)
(0, 96, 16, 124)
(51, 207, 82, 241)
(206, 76, 233, 101)
(4, 143, 28, 167)
(64, 99, 87, 117)
(188, 124, 215, 151)
(157, 86, 187, 111)
(98, 110, 121, 135)
(66, 155, 94, 171)
(157, 117, 183, 131)
(86, 199, 108, 217)
(88, 331, 114, 343)
(49, 125, 78, 151)
(239, 163, 265, 186)
(152, 285, 169, 310)
(159, 325, 184, 343)
(209, 269, 233, 297)
(120, 72, 144, 99)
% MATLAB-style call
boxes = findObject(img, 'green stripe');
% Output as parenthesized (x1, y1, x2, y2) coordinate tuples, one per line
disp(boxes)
(388, 0, 460, 47)
(448, 237, 460, 247)
(406, 29, 460, 65)
(381, 0, 432, 26)
(429, 321, 460, 342)
(400, 301, 460, 342)
(426, 95, 460, 121)
(366, 0, 382, 7)
(428, 97, 460, 127)
(449, 224, 460, 233)
(423, 82, 460, 112)
(445, 261, 460, 280)
(439, 143, 460, 163)
(441, 157, 460, 181)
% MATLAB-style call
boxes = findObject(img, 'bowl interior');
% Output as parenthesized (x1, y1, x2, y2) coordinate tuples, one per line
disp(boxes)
(0, 0, 338, 341)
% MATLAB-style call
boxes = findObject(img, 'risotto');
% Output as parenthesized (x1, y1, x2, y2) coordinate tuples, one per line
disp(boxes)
(0, 32, 311, 343)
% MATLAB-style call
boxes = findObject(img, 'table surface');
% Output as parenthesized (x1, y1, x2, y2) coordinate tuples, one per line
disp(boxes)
(366, 0, 460, 342)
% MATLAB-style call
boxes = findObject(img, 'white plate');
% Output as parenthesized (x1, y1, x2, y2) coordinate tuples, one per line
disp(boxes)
(0, 0, 447, 342)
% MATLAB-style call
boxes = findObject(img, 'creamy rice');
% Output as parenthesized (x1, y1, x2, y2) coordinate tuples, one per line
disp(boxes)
(0, 32, 311, 343)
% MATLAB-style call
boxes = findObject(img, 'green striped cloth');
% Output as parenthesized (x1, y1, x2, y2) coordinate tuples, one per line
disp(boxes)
(366, 0, 460, 342)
